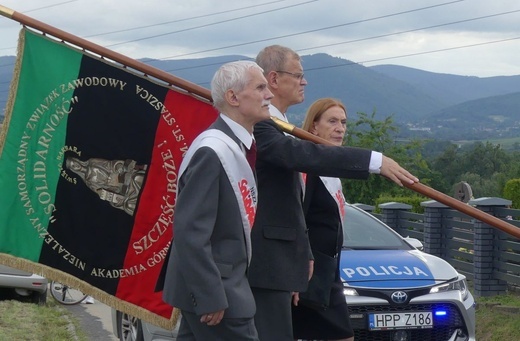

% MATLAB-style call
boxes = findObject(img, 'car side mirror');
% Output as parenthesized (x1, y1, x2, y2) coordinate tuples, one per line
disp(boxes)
(404, 237, 424, 251)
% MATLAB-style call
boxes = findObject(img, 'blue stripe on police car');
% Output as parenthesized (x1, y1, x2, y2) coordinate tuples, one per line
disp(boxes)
(340, 250, 437, 288)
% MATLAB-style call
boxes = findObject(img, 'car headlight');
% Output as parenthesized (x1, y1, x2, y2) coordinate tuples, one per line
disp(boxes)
(343, 287, 359, 296)
(429, 276, 469, 300)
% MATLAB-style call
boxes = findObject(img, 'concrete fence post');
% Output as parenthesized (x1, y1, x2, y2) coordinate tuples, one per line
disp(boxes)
(378, 202, 412, 235)
(469, 197, 511, 297)
(421, 200, 448, 258)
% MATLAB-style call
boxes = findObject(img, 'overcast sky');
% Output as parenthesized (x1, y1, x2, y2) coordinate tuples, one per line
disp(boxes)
(1, 0, 519, 77)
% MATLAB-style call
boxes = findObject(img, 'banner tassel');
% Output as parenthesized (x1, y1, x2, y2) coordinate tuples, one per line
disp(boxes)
(0, 29, 24, 154)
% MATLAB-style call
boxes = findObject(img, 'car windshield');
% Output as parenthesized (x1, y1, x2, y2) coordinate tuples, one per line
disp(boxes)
(342, 205, 411, 250)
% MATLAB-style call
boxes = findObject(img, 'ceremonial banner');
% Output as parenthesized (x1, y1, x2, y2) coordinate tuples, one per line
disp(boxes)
(0, 28, 218, 328)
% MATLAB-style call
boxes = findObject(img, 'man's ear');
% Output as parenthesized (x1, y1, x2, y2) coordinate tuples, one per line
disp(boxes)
(225, 89, 239, 107)
(266, 71, 279, 89)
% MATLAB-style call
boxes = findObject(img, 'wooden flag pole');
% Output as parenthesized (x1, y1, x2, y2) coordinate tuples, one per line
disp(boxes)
(270, 117, 520, 239)
(0, 5, 213, 102)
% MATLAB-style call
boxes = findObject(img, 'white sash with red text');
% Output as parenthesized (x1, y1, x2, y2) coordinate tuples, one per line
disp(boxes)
(319, 176, 346, 224)
(179, 129, 257, 263)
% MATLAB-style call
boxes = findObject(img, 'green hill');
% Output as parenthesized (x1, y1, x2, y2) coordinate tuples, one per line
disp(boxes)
(422, 92, 520, 140)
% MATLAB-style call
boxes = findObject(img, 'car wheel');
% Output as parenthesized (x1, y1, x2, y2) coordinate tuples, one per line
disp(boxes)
(31, 289, 47, 305)
(118, 311, 144, 341)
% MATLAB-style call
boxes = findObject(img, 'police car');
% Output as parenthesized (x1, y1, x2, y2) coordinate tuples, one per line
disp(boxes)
(341, 204, 475, 341)
(112, 204, 476, 341)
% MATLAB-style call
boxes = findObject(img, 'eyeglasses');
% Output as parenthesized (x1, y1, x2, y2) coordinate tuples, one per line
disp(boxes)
(276, 70, 305, 81)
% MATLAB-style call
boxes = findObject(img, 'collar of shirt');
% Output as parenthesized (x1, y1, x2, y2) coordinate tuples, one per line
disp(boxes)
(268, 104, 288, 123)
(220, 113, 254, 149)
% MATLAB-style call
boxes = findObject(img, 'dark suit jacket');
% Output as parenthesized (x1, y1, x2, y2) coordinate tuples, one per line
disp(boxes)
(248, 119, 371, 292)
(303, 175, 346, 305)
(162, 117, 255, 318)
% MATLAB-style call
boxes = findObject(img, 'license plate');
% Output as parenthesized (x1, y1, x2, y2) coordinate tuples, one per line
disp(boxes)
(368, 311, 433, 330)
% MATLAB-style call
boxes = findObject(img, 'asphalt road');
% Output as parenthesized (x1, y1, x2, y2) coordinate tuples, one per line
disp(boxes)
(62, 300, 118, 341)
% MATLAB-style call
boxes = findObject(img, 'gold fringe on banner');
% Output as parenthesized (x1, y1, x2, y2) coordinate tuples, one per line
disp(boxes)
(0, 252, 180, 329)
(0, 29, 25, 155)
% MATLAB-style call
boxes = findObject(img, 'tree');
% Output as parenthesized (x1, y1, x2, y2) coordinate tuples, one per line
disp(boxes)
(460, 142, 509, 179)
(342, 112, 429, 205)
(503, 179, 520, 209)
(455, 172, 503, 198)
(430, 141, 518, 197)
(429, 144, 460, 193)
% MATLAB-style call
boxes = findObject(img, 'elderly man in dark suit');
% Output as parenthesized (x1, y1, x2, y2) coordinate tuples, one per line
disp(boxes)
(248, 45, 419, 340)
(161, 60, 273, 340)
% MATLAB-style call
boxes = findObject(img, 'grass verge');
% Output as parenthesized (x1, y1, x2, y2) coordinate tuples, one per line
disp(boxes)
(0, 298, 87, 341)
(475, 292, 520, 341)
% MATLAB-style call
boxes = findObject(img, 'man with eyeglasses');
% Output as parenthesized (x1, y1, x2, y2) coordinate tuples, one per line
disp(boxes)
(248, 45, 419, 340)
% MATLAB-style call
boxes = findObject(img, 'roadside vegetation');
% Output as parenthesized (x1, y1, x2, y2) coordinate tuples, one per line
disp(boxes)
(476, 292, 520, 340)
(0, 298, 87, 341)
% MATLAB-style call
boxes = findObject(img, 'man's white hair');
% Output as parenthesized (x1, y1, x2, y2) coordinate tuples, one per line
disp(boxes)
(211, 60, 263, 111)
